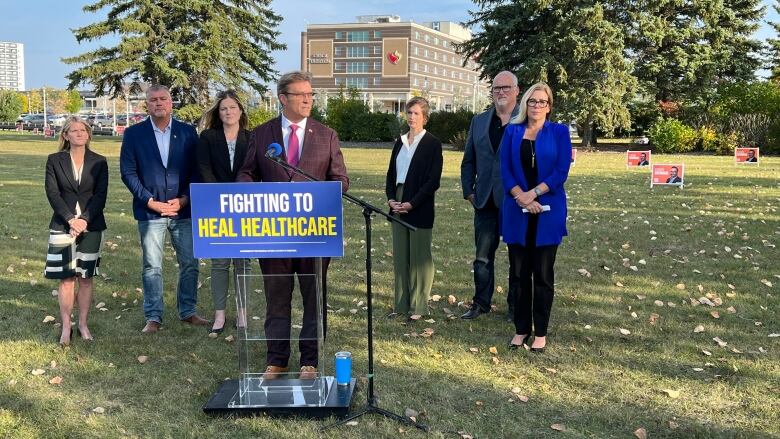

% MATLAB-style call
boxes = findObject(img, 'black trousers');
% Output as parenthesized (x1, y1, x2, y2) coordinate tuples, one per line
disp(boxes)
(259, 257, 329, 368)
(508, 244, 558, 337)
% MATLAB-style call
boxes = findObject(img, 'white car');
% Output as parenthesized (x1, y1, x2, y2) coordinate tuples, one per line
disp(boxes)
(48, 114, 68, 127)
(634, 136, 650, 145)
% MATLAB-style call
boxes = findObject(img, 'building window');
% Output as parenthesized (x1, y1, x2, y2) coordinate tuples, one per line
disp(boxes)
(335, 31, 343, 39)
(413, 77, 418, 86)
(373, 77, 381, 86)
(434, 52, 438, 60)
(434, 37, 439, 45)
(346, 77, 368, 88)
(423, 64, 428, 73)
(434, 67, 438, 75)
(414, 46, 419, 55)
(336, 62, 346, 71)
(347, 46, 368, 57)
(415, 31, 420, 39)
(373, 61, 381, 71)
(335, 77, 344, 85)
(346, 61, 369, 73)
(424, 35, 430, 43)
(335, 46, 344, 56)
(374, 31, 382, 39)
(442, 54, 447, 63)
(347, 31, 369, 42)
(424, 49, 429, 57)
(373, 46, 381, 55)
(413, 62, 418, 71)
(459, 72, 463, 80)
(443, 40, 448, 48)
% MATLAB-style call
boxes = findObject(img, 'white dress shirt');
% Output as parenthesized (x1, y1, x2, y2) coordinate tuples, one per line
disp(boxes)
(395, 129, 426, 185)
(152, 117, 173, 168)
(281, 115, 307, 162)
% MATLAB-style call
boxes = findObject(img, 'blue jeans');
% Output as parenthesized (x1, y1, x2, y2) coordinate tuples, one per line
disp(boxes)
(138, 218, 199, 323)
(472, 205, 515, 312)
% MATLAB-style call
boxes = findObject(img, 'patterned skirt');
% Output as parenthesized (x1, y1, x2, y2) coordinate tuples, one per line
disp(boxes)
(44, 230, 104, 279)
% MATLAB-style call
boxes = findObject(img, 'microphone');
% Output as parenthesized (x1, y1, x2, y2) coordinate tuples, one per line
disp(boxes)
(265, 142, 283, 159)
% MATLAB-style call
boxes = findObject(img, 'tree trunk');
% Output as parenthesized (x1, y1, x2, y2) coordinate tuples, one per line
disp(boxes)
(581, 112, 596, 148)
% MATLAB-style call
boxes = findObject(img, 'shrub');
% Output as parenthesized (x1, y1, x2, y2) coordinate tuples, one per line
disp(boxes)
(697, 126, 718, 152)
(425, 109, 474, 146)
(246, 107, 276, 130)
(648, 118, 697, 153)
(450, 130, 469, 151)
(0, 90, 24, 123)
(713, 132, 738, 156)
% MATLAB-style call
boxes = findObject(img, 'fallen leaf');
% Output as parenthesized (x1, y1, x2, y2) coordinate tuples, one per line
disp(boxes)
(619, 328, 631, 335)
(404, 408, 419, 419)
(654, 300, 664, 307)
(702, 349, 712, 356)
(517, 394, 529, 402)
(491, 356, 500, 365)
(634, 427, 648, 439)
(662, 389, 681, 398)
(92, 407, 105, 414)
(577, 268, 591, 278)
(710, 311, 720, 319)
(31, 369, 45, 376)
(760, 279, 773, 287)
(208, 332, 218, 338)
(424, 318, 436, 323)
(694, 325, 705, 333)
(649, 313, 659, 325)
(676, 283, 686, 290)
(489, 346, 498, 355)
(469, 347, 479, 353)
(42, 315, 56, 323)
(551, 423, 566, 432)
(49, 376, 63, 385)
(431, 294, 441, 302)
(447, 295, 457, 305)
(409, 314, 421, 321)
(543, 367, 558, 374)
(224, 335, 235, 342)
(713, 337, 727, 347)
(95, 302, 106, 309)
(346, 420, 358, 426)
(137, 356, 148, 364)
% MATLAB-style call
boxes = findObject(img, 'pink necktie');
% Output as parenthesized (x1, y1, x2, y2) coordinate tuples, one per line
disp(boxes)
(287, 124, 300, 167)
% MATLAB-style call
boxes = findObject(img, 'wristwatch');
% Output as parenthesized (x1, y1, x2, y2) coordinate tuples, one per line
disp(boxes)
(533, 187, 543, 198)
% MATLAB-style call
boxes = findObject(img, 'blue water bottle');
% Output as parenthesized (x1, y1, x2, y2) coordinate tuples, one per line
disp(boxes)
(335, 351, 352, 386)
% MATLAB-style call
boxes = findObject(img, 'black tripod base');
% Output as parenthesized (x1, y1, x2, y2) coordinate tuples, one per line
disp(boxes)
(322, 403, 429, 431)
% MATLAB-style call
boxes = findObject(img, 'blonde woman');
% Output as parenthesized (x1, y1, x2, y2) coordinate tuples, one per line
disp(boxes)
(501, 83, 572, 353)
(44, 116, 108, 346)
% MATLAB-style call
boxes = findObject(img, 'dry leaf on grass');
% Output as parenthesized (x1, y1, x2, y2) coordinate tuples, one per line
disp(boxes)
(662, 389, 681, 398)
(92, 407, 105, 414)
(713, 337, 727, 347)
(551, 423, 566, 432)
(491, 357, 500, 365)
(49, 376, 63, 385)
(710, 311, 720, 319)
(431, 294, 441, 302)
(137, 356, 148, 364)
(634, 427, 648, 439)
(409, 314, 422, 321)
(577, 268, 592, 278)
(654, 300, 664, 307)
(31, 369, 45, 376)
(517, 395, 529, 402)
(694, 325, 705, 333)
(447, 295, 457, 305)
(619, 328, 631, 335)
(345, 420, 358, 426)
(42, 315, 56, 323)
(208, 332, 218, 338)
(489, 346, 498, 355)
(469, 347, 479, 353)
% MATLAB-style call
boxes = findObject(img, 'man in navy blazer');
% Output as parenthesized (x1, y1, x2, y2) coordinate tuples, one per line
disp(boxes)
(460, 71, 520, 321)
(120, 85, 207, 333)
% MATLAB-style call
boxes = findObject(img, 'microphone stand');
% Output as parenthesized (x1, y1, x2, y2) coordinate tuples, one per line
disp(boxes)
(265, 155, 427, 432)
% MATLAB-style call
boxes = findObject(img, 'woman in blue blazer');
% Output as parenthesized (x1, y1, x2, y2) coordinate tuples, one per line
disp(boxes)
(500, 82, 572, 353)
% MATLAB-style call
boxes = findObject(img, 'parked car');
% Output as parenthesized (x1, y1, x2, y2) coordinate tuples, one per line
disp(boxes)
(634, 136, 650, 145)
(20, 114, 47, 126)
(86, 114, 115, 128)
(48, 114, 68, 127)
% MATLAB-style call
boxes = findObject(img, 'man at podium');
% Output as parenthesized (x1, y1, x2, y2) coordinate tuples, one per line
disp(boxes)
(237, 71, 349, 380)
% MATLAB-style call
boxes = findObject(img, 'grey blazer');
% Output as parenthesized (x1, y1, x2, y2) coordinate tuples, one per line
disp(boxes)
(460, 104, 520, 209)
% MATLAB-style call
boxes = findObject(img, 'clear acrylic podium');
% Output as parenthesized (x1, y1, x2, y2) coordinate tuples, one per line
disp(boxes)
(203, 258, 356, 417)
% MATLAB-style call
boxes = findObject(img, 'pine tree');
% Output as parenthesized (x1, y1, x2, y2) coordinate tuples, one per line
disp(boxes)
(459, 1, 636, 147)
(767, 1, 780, 81)
(63, 0, 285, 106)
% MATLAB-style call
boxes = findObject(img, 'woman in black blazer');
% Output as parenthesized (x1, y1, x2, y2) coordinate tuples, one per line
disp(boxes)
(196, 90, 252, 333)
(44, 116, 108, 346)
(385, 97, 443, 317)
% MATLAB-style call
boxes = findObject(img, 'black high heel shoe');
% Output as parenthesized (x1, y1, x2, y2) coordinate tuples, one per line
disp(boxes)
(508, 334, 531, 350)
(209, 325, 225, 334)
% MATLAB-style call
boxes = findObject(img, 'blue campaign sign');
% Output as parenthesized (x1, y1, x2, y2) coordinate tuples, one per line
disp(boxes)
(190, 182, 344, 259)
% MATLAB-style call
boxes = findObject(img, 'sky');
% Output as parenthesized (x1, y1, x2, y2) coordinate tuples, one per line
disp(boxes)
(0, 0, 777, 91)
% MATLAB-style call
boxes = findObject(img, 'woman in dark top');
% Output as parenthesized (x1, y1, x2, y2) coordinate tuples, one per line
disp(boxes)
(500, 82, 572, 352)
(44, 116, 108, 346)
(196, 90, 252, 333)
(385, 97, 443, 317)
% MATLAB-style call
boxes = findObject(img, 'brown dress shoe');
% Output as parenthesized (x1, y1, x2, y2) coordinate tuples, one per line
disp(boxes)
(262, 365, 289, 380)
(181, 314, 210, 326)
(141, 321, 161, 333)
(299, 366, 318, 380)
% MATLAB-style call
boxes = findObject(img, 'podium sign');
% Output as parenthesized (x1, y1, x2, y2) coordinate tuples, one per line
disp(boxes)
(190, 181, 344, 259)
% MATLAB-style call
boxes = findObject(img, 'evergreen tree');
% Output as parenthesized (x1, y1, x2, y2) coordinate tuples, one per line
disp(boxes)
(767, 1, 780, 81)
(63, 0, 285, 106)
(460, 1, 636, 147)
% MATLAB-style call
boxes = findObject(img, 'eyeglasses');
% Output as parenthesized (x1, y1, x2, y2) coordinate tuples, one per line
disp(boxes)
(491, 85, 514, 94)
(284, 92, 317, 99)
(527, 99, 549, 108)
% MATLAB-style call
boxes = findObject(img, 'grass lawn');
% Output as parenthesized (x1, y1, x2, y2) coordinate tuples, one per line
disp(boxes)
(0, 132, 778, 439)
